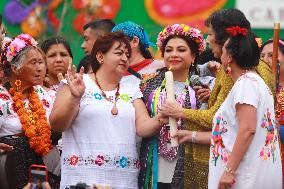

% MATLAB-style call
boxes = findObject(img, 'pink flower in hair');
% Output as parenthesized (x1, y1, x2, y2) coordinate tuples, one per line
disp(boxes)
(1, 34, 38, 63)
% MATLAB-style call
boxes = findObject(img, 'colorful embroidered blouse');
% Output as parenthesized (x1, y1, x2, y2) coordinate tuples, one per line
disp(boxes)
(183, 60, 275, 189)
(208, 72, 282, 189)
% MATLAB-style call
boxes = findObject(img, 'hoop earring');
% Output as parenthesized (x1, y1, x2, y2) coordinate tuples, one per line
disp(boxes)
(15, 80, 22, 91)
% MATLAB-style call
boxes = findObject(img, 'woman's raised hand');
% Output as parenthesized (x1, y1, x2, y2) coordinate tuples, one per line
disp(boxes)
(160, 101, 185, 119)
(66, 66, 85, 99)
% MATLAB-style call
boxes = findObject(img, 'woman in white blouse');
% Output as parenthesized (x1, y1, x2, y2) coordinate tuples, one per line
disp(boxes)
(50, 32, 167, 188)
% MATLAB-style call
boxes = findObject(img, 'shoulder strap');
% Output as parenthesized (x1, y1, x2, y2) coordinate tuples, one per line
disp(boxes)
(127, 67, 142, 79)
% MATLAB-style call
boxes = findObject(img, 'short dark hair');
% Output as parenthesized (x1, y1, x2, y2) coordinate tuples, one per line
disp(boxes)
(83, 19, 115, 33)
(124, 35, 152, 59)
(40, 36, 73, 58)
(90, 31, 131, 73)
(225, 32, 260, 69)
(205, 8, 251, 46)
(77, 55, 93, 73)
(261, 39, 284, 56)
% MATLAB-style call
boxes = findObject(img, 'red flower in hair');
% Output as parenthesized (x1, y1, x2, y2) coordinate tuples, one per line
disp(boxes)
(226, 26, 248, 37)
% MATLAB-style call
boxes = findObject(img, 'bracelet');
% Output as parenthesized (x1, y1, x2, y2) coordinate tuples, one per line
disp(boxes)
(224, 165, 235, 175)
(191, 131, 197, 143)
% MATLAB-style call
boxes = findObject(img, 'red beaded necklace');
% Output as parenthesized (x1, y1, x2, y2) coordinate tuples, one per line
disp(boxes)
(94, 74, 120, 116)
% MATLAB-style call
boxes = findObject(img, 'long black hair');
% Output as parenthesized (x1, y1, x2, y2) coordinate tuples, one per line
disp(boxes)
(225, 32, 260, 69)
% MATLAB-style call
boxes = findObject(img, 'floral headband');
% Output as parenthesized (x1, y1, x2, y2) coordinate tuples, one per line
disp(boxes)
(226, 26, 248, 37)
(1, 34, 38, 66)
(157, 24, 206, 54)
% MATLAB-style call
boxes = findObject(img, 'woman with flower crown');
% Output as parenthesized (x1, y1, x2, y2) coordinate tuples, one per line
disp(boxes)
(0, 34, 56, 189)
(138, 24, 205, 189)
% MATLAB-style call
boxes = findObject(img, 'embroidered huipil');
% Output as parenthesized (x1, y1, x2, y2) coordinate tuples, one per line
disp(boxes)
(208, 72, 282, 189)
(0, 85, 53, 136)
(60, 75, 142, 189)
(139, 68, 199, 189)
(0, 85, 55, 189)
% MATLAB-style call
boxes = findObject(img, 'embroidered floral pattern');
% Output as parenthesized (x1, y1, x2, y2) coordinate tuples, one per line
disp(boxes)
(95, 155, 105, 166)
(70, 155, 79, 166)
(237, 73, 258, 82)
(94, 93, 103, 100)
(92, 92, 132, 103)
(211, 114, 229, 166)
(0, 93, 10, 100)
(120, 94, 130, 102)
(41, 99, 50, 108)
(63, 154, 140, 169)
(260, 109, 278, 162)
(119, 156, 128, 168)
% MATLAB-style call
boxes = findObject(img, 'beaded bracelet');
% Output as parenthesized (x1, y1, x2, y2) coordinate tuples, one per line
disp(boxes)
(191, 131, 197, 143)
(224, 165, 235, 175)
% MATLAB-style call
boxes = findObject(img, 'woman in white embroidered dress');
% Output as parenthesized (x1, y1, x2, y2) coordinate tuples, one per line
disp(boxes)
(0, 34, 56, 189)
(172, 29, 282, 188)
(50, 32, 167, 189)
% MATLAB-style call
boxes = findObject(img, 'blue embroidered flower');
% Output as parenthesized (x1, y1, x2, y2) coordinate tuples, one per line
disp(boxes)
(94, 93, 102, 100)
(119, 156, 128, 168)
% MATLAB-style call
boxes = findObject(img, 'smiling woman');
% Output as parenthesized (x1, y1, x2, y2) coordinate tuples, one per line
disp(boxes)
(139, 24, 205, 189)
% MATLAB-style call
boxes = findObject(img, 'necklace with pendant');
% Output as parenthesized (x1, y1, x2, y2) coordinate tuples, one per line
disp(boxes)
(94, 74, 120, 116)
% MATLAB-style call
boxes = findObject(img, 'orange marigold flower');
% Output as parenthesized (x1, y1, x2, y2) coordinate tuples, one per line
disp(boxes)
(8, 85, 52, 156)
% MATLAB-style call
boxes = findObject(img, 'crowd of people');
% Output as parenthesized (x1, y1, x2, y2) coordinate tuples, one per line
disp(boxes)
(0, 8, 283, 189)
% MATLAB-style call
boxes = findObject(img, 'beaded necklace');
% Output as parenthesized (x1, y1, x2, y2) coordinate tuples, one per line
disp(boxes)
(94, 74, 120, 116)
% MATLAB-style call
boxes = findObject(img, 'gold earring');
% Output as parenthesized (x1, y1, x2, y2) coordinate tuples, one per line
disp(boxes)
(15, 80, 22, 91)
(226, 63, 232, 75)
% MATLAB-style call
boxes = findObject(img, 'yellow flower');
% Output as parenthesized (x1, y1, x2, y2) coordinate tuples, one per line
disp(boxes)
(10, 46, 15, 54)
(184, 25, 190, 32)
